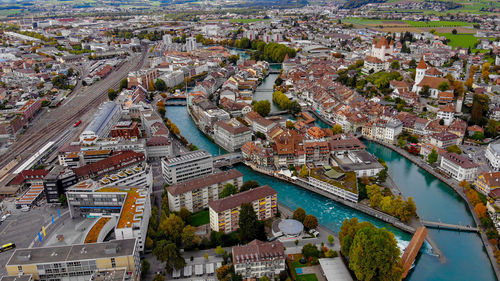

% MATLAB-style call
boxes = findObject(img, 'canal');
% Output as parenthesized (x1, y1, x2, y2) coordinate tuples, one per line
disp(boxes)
(167, 104, 497, 280)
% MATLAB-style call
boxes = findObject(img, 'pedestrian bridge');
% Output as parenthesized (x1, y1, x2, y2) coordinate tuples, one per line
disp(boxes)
(421, 220, 479, 232)
(213, 152, 243, 168)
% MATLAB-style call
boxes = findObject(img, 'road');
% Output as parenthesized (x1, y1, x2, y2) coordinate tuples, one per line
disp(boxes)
(0, 47, 148, 183)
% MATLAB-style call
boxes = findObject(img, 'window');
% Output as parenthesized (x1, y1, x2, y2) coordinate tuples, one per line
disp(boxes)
(111, 257, 116, 268)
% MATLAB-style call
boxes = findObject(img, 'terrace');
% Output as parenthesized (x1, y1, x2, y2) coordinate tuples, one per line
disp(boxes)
(310, 167, 357, 195)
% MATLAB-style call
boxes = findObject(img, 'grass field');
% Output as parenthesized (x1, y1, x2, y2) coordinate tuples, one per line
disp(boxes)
(190, 210, 209, 226)
(229, 18, 270, 23)
(342, 17, 383, 25)
(404, 20, 471, 27)
(296, 274, 318, 281)
(439, 33, 478, 49)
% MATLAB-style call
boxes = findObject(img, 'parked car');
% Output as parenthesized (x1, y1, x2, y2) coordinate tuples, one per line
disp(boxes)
(1, 214, 10, 222)
(21, 206, 30, 212)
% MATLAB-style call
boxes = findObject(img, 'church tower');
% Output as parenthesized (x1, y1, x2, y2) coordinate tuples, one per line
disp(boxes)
(415, 58, 428, 85)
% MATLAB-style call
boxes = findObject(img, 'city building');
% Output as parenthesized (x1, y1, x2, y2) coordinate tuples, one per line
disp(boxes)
(232, 240, 285, 279)
(208, 185, 277, 233)
(5, 239, 140, 281)
(161, 150, 213, 184)
(437, 104, 455, 126)
(74, 151, 146, 180)
(43, 165, 78, 204)
(80, 102, 122, 143)
(475, 172, 500, 195)
(486, 143, 500, 171)
(429, 131, 460, 148)
(67, 186, 151, 251)
(214, 120, 252, 152)
(439, 152, 479, 181)
(167, 169, 243, 212)
(110, 121, 140, 139)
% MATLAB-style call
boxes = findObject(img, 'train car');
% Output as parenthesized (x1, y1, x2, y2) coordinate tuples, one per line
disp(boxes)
(74, 120, 82, 127)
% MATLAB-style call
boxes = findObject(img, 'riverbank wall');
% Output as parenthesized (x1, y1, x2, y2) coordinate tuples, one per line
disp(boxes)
(364, 138, 500, 280)
(308, 110, 334, 127)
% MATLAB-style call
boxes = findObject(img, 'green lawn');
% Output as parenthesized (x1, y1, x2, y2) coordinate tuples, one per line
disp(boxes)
(190, 210, 209, 226)
(439, 33, 478, 49)
(342, 17, 383, 25)
(229, 18, 270, 23)
(297, 274, 318, 281)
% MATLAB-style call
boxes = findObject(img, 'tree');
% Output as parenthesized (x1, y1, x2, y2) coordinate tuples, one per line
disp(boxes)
(332, 124, 343, 135)
(475, 203, 487, 219)
(376, 169, 388, 184)
(293, 207, 306, 222)
(119, 78, 128, 90)
(153, 240, 186, 273)
(253, 100, 271, 117)
(348, 226, 403, 281)
(303, 214, 319, 230)
(182, 225, 199, 248)
(146, 236, 154, 249)
(452, 29, 458, 35)
(288, 100, 302, 115)
(438, 81, 450, 92)
(286, 120, 295, 129)
(239, 203, 260, 243)
(108, 88, 118, 101)
(159, 214, 184, 243)
(220, 183, 238, 198)
(328, 235, 335, 245)
(427, 149, 438, 165)
(179, 207, 191, 224)
(299, 165, 309, 178)
(215, 245, 225, 256)
(472, 131, 485, 141)
(240, 180, 259, 192)
(216, 265, 231, 281)
(155, 79, 167, 91)
(390, 60, 400, 70)
(409, 59, 417, 69)
(228, 54, 240, 65)
(260, 276, 270, 281)
(447, 144, 462, 154)
(419, 85, 430, 98)
(302, 243, 320, 258)
(153, 274, 164, 281)
(141, 260, 150, 277)
(58, 194, 67, 206)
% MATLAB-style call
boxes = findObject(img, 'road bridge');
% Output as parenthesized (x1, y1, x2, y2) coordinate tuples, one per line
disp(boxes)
(213, 152, 243, 168)
(165, 101, 187, 106)
(421, 220, 479, 232)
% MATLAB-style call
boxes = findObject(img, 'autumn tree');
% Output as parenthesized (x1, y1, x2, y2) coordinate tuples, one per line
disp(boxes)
(303, 214, 319, 230)
(216, 264, 231, 281)
(253, 100, 271, 117)
(293, 207, 306, 222)
(332, 124, 343, 135)
(159, 214, 184, 243)
(475, 203, 487, 219)
(299, 165, 309, 178)
(181, 225, 199, 249)
(153, 240, 186, 273)
(179, 207, 191, 224)
(447, 144, 462, 154)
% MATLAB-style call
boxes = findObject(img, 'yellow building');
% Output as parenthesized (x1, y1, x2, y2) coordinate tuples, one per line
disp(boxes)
(5, 239, 140, 281)
(475, 172, 500, 195)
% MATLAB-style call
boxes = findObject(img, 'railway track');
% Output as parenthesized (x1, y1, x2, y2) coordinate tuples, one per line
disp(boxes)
(0, 48, 147, 173)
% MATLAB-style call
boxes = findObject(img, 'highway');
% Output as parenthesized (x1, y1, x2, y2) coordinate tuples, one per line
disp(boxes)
(0, 47, 149, 182)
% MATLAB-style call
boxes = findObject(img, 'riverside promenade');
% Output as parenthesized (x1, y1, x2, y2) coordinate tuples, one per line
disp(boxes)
(365, 138, 500, 280)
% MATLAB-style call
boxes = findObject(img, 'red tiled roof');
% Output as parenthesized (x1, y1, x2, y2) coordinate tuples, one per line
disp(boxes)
(74, 151, 144, 178)
(9, 169, 49, 186)
(208, 185, 276, 213)
(168, 169, 242, 196)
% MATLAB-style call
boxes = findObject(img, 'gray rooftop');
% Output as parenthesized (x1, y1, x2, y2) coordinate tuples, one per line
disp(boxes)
(85, 102, 120, 135)
(319, 258, 353, 281)
(164, 150, 212, 166)
(1, 275, 33, 281)
(7, 239, 136, 266)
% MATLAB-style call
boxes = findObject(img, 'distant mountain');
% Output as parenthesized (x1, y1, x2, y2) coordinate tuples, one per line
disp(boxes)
(341, 0, 385, 9)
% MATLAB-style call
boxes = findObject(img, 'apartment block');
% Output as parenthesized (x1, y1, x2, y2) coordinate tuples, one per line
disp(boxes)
(209, 185, 277, 233)
(232, 240, 285, 279)
(214, 120, 252, 152)
(167, 169, 243, 212)
(161, 150, 213, 184)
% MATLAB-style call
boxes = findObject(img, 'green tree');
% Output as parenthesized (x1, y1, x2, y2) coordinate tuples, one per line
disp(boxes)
(253, 100, 271, 117)
(419, 85, 430, 98)
(159, 214, 184, 243)
(58, 194, 67, 206)
(155, 79, 167, 91)
(427, 149, 438, 165)
(390, 60, 400, 70)
(332, 124, 343, 135)
(376, 169, 388, 184)
(339, 218, 375, 256)
(438, 81, 450, 92)
(179, 207, 191, 224)
(119, 78, 128, 90)
(348, 226, 403, 281)
(328, 235, 335, 245)
(141, 260, 150, 277)
(108, 88, 118, 101)
(303, 214, 319, 230)
(153, 240, 186, 273)
(293, 207, 306, 222)
(215, 245, 225, 256)
(228, 54, 240, 65)
(239, 203, 260, 243)
(447, 144, 462, 154)
(240, 180, 259, 192)
(260, 276, 270, 281)
(153, 274, 164, 281)
(220, 183, 238, 198)
(302, 243, 320, 258)
(472, 131, 485, 141)
(181, 225, 199, 248)
(288, 100, 302, 115)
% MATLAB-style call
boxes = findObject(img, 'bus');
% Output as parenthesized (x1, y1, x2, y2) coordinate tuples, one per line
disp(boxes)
(0, 243, 15, 252)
